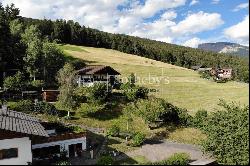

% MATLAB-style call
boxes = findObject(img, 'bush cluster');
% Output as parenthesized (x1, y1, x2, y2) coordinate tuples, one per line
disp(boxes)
(8, 100, 58, 116)
(30, 80, 45, 90)
(121, 83, 149, 101)
(87, 83, 111, 103)
(127, 98, 192, 128)
(199, 70, 211, 80)
(200, 101, 249, 165)
(191, 109, 208, 129)
(131, 132, 146, 147)
(152, 153, 190, 165)
(96, 155, 114, 165)
(165, 153, 190, 165)
(34, 101, 58, 115)
(69, 126, 85, 134)
(8, 99, 33, 113)
(106, 125, 120, 137)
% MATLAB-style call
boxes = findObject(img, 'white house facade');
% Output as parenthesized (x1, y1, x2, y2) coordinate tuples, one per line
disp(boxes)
(0, 137, 32, 165)
(32, 136, 86, 158)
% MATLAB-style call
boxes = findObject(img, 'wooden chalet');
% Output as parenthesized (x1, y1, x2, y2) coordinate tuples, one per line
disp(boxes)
(210, 68, 232, 80)
(76, 65, 120, 87)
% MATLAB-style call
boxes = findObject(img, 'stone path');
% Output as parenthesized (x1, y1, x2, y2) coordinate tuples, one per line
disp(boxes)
(124, 140, 209, 162)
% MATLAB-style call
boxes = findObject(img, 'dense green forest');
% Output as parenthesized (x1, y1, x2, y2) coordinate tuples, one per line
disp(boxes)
(0, 3, 249, 84)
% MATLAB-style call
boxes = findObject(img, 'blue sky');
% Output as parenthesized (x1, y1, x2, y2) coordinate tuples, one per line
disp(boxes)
(1, 0, 249, 47)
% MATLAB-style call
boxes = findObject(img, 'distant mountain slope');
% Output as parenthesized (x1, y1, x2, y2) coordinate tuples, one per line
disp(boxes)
(198, 42, 249, 57)
(21, 17, 249, 82)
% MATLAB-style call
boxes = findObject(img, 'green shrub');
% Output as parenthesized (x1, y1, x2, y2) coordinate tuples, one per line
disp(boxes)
(87, 83, 111, 103)
(175, 108, 193, 126)
(3, 71, 26, 91)
(192, 109, 208, 129)
(199, 71, 211, 80)
(131, 98, 192, 127)
(55, 160, 71, 165)
(8, 100, 33, 113)
(201, 101, 249, 165)
(135, 98, 166, 126)
(69, 126, 84, 133)
(74, 87, 88, 103)
(165, 153, 190, 165)
(107, 125, 120, 137)
(78, 103, 107, 116)
(121, 83, 149, 101)
(34, 101, 57, 115)
(30, 80, 44, 89)
(97, 155, 114, 165)
(131, 132, 145, 147)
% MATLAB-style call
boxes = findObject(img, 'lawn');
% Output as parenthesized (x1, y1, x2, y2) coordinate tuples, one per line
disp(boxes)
(60, 44, 249, 115)
(115, 155, 150, 165)
(167, 127, 207, 145)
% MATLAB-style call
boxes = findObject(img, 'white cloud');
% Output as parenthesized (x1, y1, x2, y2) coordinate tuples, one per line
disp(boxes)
(189, 0, 199, 6)
(183, 37, 203, 48)
(224, 15, 249, 45)
(233, 2, 249, 12)
(211, 0, 220, 4)
(1, 0, 127, 29)
(161, 10, 177, 20)
(1, 0, 227, 47)
(132, 0, 186, 18)
(171, 11, 224, 36)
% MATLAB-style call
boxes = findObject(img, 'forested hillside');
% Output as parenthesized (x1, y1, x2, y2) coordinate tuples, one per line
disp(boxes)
(1, 3, 249, 83)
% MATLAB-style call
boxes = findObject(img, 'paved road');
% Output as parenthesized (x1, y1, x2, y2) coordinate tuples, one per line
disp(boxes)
(124, 140, 209, 162)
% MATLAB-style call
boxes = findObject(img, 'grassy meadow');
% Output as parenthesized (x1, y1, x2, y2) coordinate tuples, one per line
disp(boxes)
(32, 44, 249, 148)
(60, 44, 249, 115)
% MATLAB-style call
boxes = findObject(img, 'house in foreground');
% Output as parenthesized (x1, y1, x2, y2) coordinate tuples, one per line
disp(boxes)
(76, 65, 120, 87)
(0, 108, 49, 165)
(0, 108, 87, 165)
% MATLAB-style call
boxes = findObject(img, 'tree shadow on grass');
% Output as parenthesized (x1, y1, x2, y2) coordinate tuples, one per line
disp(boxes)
(100, 137, 140, 165)
(145, 124, 178, 145)
(87, 109, 123, 121)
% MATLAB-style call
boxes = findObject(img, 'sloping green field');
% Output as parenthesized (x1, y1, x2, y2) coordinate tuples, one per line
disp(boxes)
(60, 44, 249, 114)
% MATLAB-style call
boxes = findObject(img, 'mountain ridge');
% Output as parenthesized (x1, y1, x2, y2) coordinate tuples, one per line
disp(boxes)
(198, 42, 249, 57)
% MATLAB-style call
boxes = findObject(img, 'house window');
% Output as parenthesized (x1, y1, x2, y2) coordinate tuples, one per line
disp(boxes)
(0, 148, 18, 160)
(32, 145, 60, 159)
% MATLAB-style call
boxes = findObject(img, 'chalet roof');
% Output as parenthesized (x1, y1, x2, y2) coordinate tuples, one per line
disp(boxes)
(0, 109, 49, 137)
(76, 65, 120, 75)
(191, 65, 204, 70)
(32, 132, 86, 145)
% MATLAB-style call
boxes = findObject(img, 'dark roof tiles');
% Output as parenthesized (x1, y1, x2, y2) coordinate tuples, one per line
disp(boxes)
(76, 65, 120, 75)
(0, 109, 49, 137)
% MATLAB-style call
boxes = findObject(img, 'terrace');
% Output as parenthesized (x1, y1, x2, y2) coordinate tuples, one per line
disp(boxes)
(31, 122, 87, 162)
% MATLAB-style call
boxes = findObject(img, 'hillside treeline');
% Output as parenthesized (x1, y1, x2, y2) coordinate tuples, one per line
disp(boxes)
(1, 3, 249, 83)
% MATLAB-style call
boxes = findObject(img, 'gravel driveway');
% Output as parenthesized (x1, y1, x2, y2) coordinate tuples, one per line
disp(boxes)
(125, 140, 209, 162)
